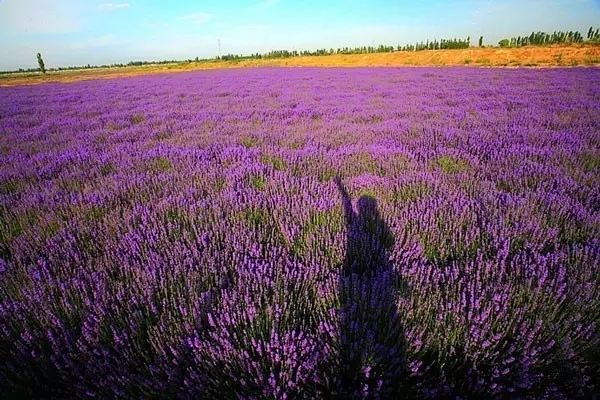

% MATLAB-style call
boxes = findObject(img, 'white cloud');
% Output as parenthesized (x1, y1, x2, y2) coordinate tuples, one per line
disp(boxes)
(98, 3, 130, 11)
(179, 13, 213, 24)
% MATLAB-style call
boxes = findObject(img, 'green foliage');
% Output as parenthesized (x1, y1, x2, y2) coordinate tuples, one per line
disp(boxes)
(419, 215, 493, 266)
(0, 210, 40, 258)
(261, 154, 287, 171)
(240, 136, 259, 149)
(432, 156, 470, 174)
(478, 36, 484, 47)
(146, 156, 173, 172)
(76, 206, 107, 226)
(242, 208, 268, 226)
(157, 157, 172, 171)
(221, 37, 470, 60)
(354, 114, 384, 123)
(578, 152, 600, 172)
(36, 53, 46, 74)
(499, 29, 594, 48)
(496, 180, 513, 193)
(583, 57, 600, 65)
(100, 163, 117, 176)
(214, 176, 226, 191)
(412, 37, 471, 51)
(316, 167, 338, 182)
(290, 209, 341, 262)
(249, 175, 266, 190)
(0, 179, 25, 195)
(393, 182, 433, 203)
(343, 151, 385, 177)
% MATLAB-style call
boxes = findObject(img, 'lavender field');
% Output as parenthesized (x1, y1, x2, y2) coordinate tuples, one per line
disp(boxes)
(1, 67, 599, 399)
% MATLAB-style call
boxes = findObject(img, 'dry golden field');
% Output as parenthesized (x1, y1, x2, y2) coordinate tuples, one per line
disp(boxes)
(1, 45, 599, 87)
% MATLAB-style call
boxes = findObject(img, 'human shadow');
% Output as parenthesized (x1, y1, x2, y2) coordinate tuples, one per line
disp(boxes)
(335, 177, 410, 398)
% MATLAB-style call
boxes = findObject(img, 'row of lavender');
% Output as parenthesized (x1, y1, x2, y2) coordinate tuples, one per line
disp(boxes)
(1, 67, 599, 398)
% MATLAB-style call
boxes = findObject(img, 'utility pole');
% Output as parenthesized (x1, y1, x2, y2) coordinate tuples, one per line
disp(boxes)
(218, 39, 221, 59)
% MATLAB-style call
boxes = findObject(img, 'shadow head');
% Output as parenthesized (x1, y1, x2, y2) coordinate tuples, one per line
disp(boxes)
(357, 195, 378, 216)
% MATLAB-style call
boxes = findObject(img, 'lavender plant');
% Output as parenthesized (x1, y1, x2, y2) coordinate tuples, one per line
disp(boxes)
(0, 66, 599, 399)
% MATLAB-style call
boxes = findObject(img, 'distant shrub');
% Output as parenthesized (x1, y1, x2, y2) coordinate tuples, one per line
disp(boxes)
(554, 52, 564, 64)
(583, 57, 600, 65)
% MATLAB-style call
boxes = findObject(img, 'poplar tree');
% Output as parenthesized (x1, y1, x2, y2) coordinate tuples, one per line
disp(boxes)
(36, 53, 46, 74)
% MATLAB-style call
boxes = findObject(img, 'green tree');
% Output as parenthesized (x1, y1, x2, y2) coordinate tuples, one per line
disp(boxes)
(478, 36, 483, 47)
(36, 52, 46, 74)
(498, 39, 509, 48)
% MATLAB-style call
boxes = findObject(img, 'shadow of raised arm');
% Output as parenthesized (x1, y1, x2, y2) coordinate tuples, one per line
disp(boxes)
(335, 176, 353, 228)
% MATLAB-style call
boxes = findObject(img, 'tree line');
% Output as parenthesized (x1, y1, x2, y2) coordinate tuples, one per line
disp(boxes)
(498, 27, 600, 47)
(3, 26, 598, 74)
(0, 59, 188, 75)
(218, 37, 472, 61)
(213, 27, 600, 62)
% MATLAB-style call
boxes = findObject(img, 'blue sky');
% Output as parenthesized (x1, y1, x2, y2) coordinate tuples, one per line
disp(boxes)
(1, 0, 599, 70)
